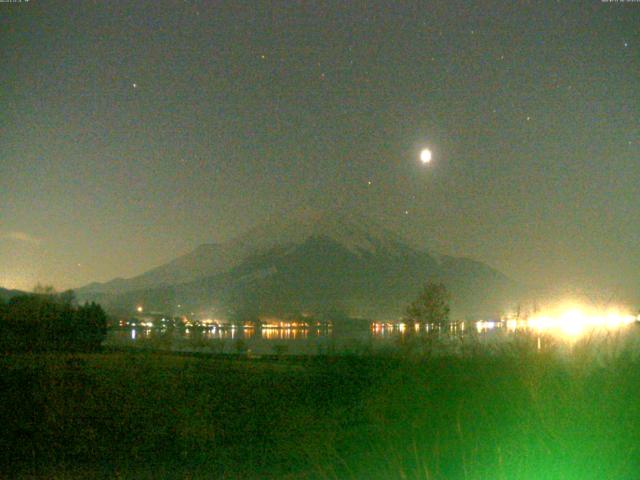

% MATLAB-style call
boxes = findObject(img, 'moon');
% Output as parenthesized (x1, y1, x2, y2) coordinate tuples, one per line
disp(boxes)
(420, 148, 432, 164)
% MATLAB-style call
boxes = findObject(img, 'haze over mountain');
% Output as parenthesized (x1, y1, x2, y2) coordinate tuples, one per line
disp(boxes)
(81, 209, 422, 294)
(78, 209, 521, 320)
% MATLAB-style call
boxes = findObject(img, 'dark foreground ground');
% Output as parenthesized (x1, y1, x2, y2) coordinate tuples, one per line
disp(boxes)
(1, 341, 640, 479)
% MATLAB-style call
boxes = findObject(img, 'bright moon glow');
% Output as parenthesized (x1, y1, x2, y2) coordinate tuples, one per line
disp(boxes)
(420, 148, 432, 164)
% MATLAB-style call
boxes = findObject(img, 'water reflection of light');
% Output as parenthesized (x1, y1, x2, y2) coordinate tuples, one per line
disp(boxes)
(370, 309, 638, 342)
(261, 328, 309, 340)
(371, 321, 460, 337)
(131, 329, 136, 340)
(261, 328, 277, 340)
(243, 328, 255, 340)
(202, 329, 214, 340)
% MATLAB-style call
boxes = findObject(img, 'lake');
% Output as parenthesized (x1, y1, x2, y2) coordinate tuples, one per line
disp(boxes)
(105, 316, 640, 356)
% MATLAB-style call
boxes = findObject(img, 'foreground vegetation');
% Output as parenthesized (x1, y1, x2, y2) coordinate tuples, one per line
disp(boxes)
(0, 292, 107, 353)
(1, 340, 640, 479)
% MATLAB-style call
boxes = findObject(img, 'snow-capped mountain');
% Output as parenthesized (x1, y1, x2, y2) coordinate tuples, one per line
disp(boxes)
(80, 209, 425, 295)
(77, 208, 520, 319)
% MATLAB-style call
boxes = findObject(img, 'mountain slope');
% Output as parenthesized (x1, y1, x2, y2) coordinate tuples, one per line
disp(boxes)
(81, 243, 234, 294)
(83, 231, 518, 320)
(203, 235, 515, 318)
(78, 209, 429, 295)
(78, 208, 521, 318)
(0, 287, 26, 301)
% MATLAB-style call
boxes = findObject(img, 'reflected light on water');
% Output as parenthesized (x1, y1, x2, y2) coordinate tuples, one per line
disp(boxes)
(243, 327, 255, 340)
(110, 302, 638, 355)
(368, 303, 638, 342)
(261, 328, 308, 340)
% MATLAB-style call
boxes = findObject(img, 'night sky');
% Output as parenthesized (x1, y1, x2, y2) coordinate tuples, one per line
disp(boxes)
(1, 1, 638, 303)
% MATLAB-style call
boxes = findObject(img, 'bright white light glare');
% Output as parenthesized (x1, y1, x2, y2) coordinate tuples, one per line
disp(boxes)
(527, 304, 636, 340)
(420, 148, 432, 164)
(476, 320, 497, 333)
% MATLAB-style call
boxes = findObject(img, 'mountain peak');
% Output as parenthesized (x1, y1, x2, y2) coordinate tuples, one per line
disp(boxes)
(231, 207, 412, 256)
(76, 206, 518, 318)
(78, 208, 428, 295)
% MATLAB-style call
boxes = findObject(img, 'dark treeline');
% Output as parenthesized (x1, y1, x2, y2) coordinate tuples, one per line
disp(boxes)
(0, 291, 107, 353)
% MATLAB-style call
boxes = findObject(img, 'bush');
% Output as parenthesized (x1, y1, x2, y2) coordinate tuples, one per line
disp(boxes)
(0, 293, 107, 353)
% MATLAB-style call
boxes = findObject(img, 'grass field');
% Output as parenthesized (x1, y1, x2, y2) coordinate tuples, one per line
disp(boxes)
(1, 339, 640, 479)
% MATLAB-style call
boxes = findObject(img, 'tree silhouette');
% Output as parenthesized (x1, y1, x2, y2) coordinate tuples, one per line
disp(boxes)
(0, 292, 107, 352)
(404, 282, 451, 326)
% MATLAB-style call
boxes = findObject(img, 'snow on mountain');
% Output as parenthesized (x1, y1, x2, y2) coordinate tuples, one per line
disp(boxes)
(77, 208, 520, 319)
(232, 208, 414, 257)
(79, 208, 419, 294)
(84, 230, 518, 320)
